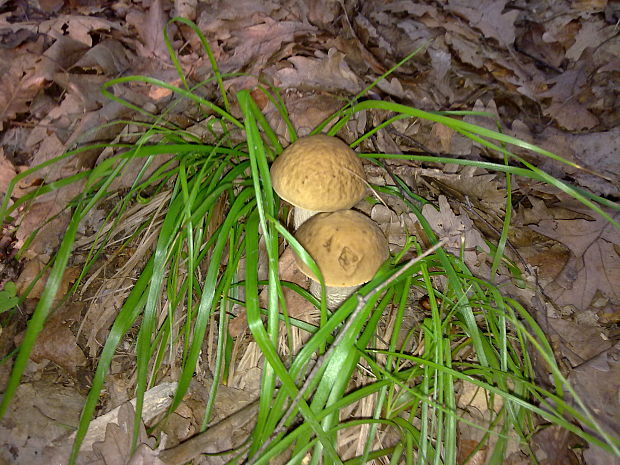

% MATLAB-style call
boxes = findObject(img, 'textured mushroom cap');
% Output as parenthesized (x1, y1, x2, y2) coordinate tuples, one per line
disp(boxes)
(294, 210, 389, 287)
(270, 135, 367, 211)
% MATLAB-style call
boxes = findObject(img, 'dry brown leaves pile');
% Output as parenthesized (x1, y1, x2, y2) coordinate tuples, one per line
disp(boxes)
(0, 0, 619, 464)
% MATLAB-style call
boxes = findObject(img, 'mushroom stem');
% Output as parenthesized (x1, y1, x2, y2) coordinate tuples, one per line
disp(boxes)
(293, 208, 319, 229)
(309, 280, 359, 310)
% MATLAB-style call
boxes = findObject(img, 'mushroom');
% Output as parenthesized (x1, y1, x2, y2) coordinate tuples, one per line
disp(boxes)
(293, 209, 389, 309)
(270, 134, 367, 229)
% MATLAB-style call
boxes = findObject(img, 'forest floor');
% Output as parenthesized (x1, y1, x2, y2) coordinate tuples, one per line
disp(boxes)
(0, 0, 619, 464)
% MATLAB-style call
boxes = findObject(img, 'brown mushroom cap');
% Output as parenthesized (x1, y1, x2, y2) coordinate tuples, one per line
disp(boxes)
(293, 210, 389, 287)
(270, 135, 367, 212)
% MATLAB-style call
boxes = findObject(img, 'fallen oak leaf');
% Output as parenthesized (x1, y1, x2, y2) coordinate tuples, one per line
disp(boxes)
(446, 0, 520, 46)
(565, 19, 617, 62)
(422, 195, 491, 276)
(15, 258, 79, 301)
(158, 404, 257, 465)
(220, 19, 317, 75)
(0, 149, 19, 196)
(0, 46, 46, 131)
(126, 0, 170, 61)
(37, 15, 120, 47)
(30, 319, 86, 376)
(273, 48, 362, 94)
(92, 402, 166, 465)
(539, 67, 599, 131)
(529, 206, 620, 311)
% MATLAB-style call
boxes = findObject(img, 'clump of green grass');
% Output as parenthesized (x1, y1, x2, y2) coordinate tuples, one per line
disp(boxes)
(0, 19, 618, 465)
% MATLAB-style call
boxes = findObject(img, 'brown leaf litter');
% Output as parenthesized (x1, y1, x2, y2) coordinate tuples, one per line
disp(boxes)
(0, 0, 619, 464)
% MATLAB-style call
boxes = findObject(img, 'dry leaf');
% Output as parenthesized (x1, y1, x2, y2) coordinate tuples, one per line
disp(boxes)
(71, 39, 133, 75)
(0, 47, 45, 131)
(225, 19, 317, 74)
(15, 259, 79, 301)
(127, 0, 170, 61)
(0, 149, 18, 195)
(517, 21, 565, 68)
(456, 381, 521, 464)
(266, 248, 318, 355)
(457, 439, 487, 465)
(37, 15, 119, 47)
(274, 48, 362, 94)
(444, 30, 485, 68)
(70, 383, 177, 454)
(263, 93, 342, 140)
(26, 313, 87, 376)
(174, 0, 197, 20)
(546, 317, 611, 366)
(565, 19, 617, 61)
(509, 226, 570, 284)
(371, 204, 417, 249)
(569, 341, 620, 444)
(428, 165, 506, 217)
(273, 248, 315, 321)
(422, 196, 490, 275)
(447, 0, 519, 45)
(532, 425, 582, 465)
(529, 207, 620, 311)
(564, 127, 620, 197)
(0, 381, 84, 465)
(92, 403, 165, 465)
(583, 445, 620, 465)
(539, 68, 599, 130)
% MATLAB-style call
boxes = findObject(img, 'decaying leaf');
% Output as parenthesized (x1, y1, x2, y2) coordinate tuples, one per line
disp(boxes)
(529, 206, 620, 311)
(37, 15, 119, 47)
(0, 46, 46, 131)
(92, 402, 165, 465)
(539, 68, 599, 131)
(569, 342, 620, 444)
(446, 0, 519, 45)
(0, 381, 84, 465)
(0, 149, 19, 195)
(126, 0, 170, 61)
(532, 425, 582, 465)
(422, 195, 490, 275)
(223, 19, 318, 75)
(72, 383, 177, 454)
(273, 48, 362, 94)
(15, 258, 80, 301)
(25, 309, 87, 376)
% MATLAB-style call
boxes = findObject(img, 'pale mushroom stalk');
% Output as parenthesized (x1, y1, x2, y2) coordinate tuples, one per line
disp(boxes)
(293, 210, 389, 310)
(292, 207, 319, 230)
(270, 135, 367, 230)
(308, 281, 360, 310)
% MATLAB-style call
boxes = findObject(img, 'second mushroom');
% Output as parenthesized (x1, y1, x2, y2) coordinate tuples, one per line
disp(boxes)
(293, 209, 389, 309)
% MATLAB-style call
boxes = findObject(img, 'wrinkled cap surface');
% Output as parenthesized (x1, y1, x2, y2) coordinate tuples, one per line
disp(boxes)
(294, 210, 389, 287)
(270, 135, 367, 211)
